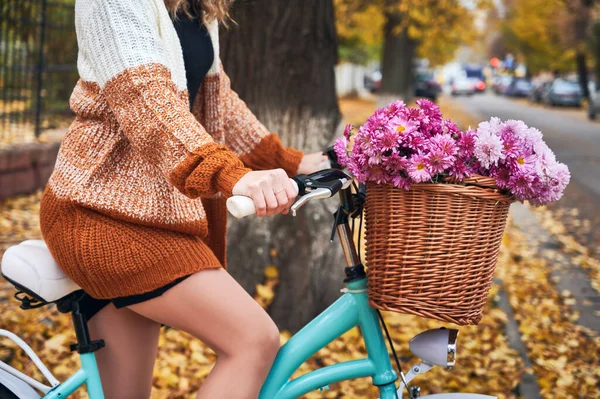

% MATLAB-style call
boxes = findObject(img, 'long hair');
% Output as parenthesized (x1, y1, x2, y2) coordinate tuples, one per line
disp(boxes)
(164, 0, 233, 25)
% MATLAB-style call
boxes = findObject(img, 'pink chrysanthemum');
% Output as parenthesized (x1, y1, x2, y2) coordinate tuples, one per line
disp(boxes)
(391, 174, 411, 190)
(407, 154, 432, 183)
(456, 129, 476, 155)
(477, 117, 502, 136)
(333, 136, 349, 166)
(430, 134, 458, 158)
(500, 120, 529, 139)
(474, 131, 505, 168)
(425, 149, 454, 175)
(473, 117, 569, 205)
(449, 158, 471, 180)
(343, 124, 353, 139)
(333, 110, 568, 205)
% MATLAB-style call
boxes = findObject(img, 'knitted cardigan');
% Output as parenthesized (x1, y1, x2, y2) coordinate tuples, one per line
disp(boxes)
(43, 0, 303, 283)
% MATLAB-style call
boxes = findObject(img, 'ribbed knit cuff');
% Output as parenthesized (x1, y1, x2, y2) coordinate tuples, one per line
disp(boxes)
(240, 133, 304, 176)
(279, 146, 304, 176)
(217, 165, 251, 198)
(170, 143, 251, 199)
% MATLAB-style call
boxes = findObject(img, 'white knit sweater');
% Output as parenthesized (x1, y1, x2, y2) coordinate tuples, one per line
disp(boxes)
(75, 0, 221, 90)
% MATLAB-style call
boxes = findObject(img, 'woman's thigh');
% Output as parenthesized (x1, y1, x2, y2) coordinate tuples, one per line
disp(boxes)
(88, 303, 161, 399)
(127, 268, 279, 358)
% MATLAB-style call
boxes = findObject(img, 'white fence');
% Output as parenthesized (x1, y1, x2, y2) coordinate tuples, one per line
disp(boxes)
(335, 63, 371, 97)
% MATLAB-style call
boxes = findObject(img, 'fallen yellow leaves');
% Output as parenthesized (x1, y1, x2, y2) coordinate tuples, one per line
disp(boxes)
(496, 217, 600, 399)
(1, 191, 598, 398)
(532, 206, 600, 294)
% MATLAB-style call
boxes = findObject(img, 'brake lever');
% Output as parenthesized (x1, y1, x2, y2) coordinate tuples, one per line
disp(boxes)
(290, 187, 332, 216)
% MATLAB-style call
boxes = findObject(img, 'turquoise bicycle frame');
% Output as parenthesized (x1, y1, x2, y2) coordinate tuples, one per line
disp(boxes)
(36, 278, 398, 399)
(42, 353, 104, 399)
(259, 277, 398, 399)
(37, 276, 396, 399)
(37, 276, 395, 399)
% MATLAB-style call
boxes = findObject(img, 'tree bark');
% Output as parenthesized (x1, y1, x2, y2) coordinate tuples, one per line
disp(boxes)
(379, 12, 417, 104)
(576, 52, 590, 99)
(220, 0, 344, 332)
(568, 0, 592, 99)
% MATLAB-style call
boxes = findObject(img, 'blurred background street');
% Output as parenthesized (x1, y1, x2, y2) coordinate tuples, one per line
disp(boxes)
(1, 0, 600, 398)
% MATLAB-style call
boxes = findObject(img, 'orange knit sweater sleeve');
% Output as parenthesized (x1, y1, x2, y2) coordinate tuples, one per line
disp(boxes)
(220, 71, 304, 176)
(102, 64, 250, 198)
(79, 0, 250, 199)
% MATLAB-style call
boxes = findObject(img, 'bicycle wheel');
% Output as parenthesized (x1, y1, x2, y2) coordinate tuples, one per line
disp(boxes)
(0, 368, 39, 399)
(0, 382, 19, 399)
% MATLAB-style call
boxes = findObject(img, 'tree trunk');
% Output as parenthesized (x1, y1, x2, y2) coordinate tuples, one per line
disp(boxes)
(220, 0, 344, 333)
(576, 51, 590, 99)
(569, 0, 592, 99)
(379, 12, 417, 105)
(592, 22, 600, 83)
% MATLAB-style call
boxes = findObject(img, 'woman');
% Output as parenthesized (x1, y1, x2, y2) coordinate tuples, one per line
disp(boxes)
(39, 0, 326, 397)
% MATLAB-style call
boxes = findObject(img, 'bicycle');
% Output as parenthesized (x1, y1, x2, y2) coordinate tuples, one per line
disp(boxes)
(1, 162, 498, 398)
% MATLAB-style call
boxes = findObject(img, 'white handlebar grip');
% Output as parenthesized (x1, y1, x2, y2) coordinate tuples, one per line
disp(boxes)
(226, 179, 299, 219)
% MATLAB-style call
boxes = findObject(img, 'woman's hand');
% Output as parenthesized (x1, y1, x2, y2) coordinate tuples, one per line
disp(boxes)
(297, 152, 329, 175)
(232, 169, 297, 217)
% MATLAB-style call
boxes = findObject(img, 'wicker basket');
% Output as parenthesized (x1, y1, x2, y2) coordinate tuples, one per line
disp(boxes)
(365, 175, 513, 325)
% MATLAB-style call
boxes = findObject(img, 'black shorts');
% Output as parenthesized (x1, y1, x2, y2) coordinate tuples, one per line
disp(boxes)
(78, 274, 191, 321)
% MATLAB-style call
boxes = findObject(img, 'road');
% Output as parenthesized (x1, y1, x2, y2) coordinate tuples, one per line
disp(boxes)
(451, 92, 600, 200)
(449, 92, 600, 335)
(450, 92, 600, 256)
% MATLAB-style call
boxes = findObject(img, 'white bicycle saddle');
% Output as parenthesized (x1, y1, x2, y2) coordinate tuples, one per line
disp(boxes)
(1, 240, 80, 303)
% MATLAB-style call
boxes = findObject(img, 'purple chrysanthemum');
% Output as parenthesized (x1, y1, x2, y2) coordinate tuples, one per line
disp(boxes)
(477, 117, 502, 137)
(334, 110, 568, 205)
(407, 154, 432, 183)
(425, 149, 454, 175)
(333, 136, 349, 166)
(474, 131, 505, 169)
(430, 134, 458, 158)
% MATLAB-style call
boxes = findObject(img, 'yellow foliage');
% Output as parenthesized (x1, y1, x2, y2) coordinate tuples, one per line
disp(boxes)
(335, 0, 478, 66)
(502, 0, 576, 73)
(335, 1, 384, 48)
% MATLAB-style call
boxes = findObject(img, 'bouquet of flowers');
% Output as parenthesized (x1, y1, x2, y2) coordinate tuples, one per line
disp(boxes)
(334, 99, 569, 206)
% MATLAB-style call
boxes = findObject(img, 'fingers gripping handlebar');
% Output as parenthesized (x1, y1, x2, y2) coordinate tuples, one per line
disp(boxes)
(226, 169, 353, 219)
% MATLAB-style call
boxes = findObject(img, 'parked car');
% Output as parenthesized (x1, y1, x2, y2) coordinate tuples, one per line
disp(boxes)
(588, 80, 599, 120)
(468, 77, 486, 93)
(493, 76, 513, 95)
(464, 66, 486, 93)
(414, 72, 442, 102)
(505, 78, 533, 97)
(529, 81, 552, 103)
(364, 70, 382, 93)
(450, 77, 476, 96)
(542, 79, 583, 107)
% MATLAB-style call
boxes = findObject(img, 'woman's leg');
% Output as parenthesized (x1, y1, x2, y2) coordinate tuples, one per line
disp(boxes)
(88, 303, 161, 399)
(127, 268, 280, 399)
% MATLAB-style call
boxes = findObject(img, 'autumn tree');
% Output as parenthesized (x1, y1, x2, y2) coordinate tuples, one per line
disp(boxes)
(335, 0, 477, 101)
(499, 0, 599, 95)
(558, 0, 598, 98)
(500, 0, 574, 75)
(590, 22, 600, 81)
(221, 0, 344, 332)
(335, 1, 384, 65)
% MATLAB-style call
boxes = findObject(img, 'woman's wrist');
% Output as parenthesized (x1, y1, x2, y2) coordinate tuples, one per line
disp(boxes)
(219, 166, 252, 198)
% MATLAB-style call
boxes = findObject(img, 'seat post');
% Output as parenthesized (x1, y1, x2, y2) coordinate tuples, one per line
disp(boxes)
(57, 294, 105, 354)
(71, 301, 92, 349)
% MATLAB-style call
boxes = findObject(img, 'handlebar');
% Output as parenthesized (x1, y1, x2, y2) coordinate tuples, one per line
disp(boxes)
(226, 179, 299, 219)
(226, 169, 353, 219)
